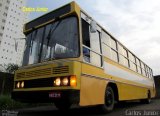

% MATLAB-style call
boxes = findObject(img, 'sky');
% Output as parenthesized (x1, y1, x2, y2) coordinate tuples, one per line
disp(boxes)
(27, 0, 160, 75)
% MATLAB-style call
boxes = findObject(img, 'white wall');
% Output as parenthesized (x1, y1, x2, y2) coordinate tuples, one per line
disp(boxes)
(0, 0, 28, 67)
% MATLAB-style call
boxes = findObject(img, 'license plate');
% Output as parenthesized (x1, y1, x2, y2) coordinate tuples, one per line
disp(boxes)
(49, 92, 61, 98)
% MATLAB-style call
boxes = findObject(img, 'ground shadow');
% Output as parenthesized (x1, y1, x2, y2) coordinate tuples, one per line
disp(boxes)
(17, 100, 149, 116)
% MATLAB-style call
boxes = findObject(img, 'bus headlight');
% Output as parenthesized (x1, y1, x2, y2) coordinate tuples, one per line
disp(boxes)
(16, 82, 20, 88)
(62, 77, 69, 86)
(53, 76, 77, 87)
(21, 81, 24, 88)
(54, 78, 61, 86)
(16, 81, 24, 88)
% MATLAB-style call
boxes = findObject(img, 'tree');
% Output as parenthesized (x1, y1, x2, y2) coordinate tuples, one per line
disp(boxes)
(5, 63, 19, 74)
(0, 64, 7, 72)
(0, 64, 18, 95)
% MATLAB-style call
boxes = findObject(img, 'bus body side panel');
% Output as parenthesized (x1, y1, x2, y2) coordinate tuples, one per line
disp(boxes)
(104, 58, 154, 101)
(80, 63, 108, 106)
(117, 83, 148, 100)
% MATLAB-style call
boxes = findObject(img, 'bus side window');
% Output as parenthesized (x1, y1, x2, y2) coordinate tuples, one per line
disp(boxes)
(83, 47, 90, 63)
(102, 31, 111, 59)
(136, 58, 142, 74)
(90, 30, 102, 67)
(82, 19, 90, 47)
(81, 18, 102, 67)
(149, 68, 153, 79)
(82, 19, 90, 63)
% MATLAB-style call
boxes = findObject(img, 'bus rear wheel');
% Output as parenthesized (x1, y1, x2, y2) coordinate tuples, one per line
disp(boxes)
(100, 86, 115, 113)
(54, 101, 71, 110)
(140, 91, 151, 104)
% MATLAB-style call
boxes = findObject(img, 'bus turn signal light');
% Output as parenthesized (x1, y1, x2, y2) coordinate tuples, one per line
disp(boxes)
(70, 75, 77, 87)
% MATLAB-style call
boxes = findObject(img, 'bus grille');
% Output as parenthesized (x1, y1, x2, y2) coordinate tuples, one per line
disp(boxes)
(53, 66, 69, 74)
(16, 72, 25, 79)
(16, 66, 69, 79)
(25, 68, 51, 78)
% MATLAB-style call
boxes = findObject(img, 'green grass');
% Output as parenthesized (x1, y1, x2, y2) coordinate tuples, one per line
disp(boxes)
(0, 95, 53, 110)
(0, 95, 28, 110)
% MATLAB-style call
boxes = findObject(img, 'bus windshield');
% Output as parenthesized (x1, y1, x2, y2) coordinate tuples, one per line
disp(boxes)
(23, 17, 79, 66)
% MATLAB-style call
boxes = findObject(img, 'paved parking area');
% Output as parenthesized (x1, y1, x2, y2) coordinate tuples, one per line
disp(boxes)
(1, 99, 160, 116)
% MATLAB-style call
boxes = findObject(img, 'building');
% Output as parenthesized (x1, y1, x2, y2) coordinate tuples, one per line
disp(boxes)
(0, 0, 28, 69)
(154, 75, 160, 98)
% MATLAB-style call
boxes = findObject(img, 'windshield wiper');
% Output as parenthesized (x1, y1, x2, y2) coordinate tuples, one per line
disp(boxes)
(46, 20, 62, 49)
(45, 20, 62, 60)
(30, 30, 38, 54)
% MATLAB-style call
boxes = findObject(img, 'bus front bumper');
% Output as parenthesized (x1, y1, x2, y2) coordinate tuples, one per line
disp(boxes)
(11, 90, 80, 103)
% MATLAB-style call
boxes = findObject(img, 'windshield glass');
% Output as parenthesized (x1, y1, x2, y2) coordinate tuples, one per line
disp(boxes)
(23, 17, 79, 66)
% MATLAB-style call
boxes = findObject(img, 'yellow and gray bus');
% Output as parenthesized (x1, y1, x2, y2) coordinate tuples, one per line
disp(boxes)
(12, 1, 155, 112)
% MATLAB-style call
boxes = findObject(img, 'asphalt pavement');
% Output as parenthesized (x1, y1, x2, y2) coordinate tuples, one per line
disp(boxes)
(1, 99, 160, 116)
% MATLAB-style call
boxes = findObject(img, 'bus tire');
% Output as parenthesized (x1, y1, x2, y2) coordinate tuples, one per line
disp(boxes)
(140, 91, 151, 104)
(54, 101, 71, 110)
(100, 86, 115, 113)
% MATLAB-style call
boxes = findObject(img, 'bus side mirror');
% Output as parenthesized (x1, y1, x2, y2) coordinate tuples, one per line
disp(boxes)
(90, 20, 97, 33)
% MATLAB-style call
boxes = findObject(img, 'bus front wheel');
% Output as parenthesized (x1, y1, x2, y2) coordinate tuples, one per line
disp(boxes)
(100, 86, 115, 113)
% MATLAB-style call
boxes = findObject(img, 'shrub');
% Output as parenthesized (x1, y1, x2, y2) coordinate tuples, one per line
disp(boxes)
(0, 95, 53, 110)
(0, 95, 26, 110)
